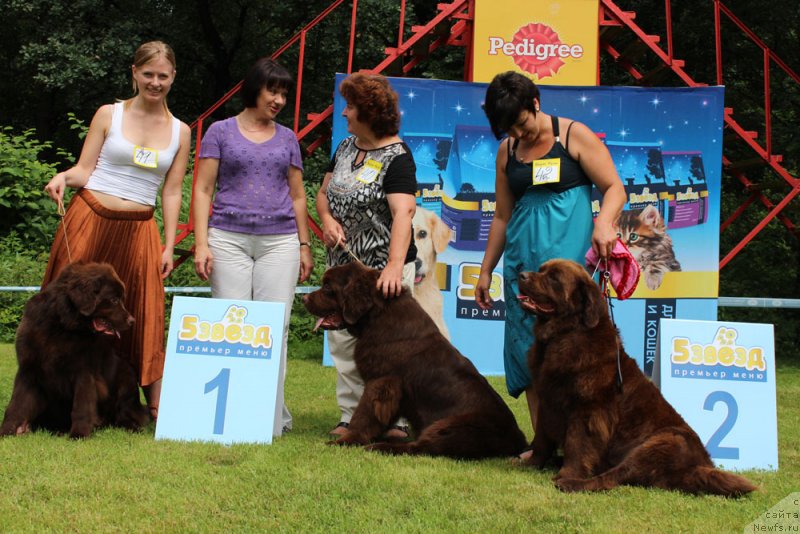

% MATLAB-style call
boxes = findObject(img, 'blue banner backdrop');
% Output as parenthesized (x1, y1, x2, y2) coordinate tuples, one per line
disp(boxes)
(326, 74, 724, 377)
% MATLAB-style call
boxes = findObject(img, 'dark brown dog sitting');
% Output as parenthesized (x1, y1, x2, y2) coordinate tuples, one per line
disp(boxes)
(1, 262, 149, 439)
(517, 259, 755, 496)
(304, 261, 527, 459)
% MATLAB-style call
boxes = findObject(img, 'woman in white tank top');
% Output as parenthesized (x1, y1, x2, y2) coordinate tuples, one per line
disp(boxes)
(42, 41, 191, 420)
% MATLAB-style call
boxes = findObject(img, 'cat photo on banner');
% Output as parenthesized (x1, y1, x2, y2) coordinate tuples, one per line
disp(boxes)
(615, 205, 681, 291)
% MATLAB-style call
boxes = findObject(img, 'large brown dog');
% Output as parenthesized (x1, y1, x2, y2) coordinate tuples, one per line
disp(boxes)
(1, 262, 149, 438)
(517, 259, 755, 496)
(304, 262, 527, 459)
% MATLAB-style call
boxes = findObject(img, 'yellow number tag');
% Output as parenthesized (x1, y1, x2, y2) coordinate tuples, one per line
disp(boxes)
(133, 146, 159, 169)
(356, 159, 383, 184)
(532, 158, 561, 185)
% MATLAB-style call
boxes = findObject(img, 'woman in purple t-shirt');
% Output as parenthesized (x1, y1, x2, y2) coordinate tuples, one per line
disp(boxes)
(192, 58, 313, 437)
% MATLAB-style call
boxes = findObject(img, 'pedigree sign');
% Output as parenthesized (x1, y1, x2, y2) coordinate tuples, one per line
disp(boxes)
(472, 0, 599, 85)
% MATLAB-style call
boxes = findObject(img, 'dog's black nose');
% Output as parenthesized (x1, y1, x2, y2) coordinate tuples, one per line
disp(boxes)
(519, 271, 530, 282)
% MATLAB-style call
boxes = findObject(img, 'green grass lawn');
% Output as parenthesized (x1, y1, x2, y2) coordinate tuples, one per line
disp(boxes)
(1, 338, 798, 533)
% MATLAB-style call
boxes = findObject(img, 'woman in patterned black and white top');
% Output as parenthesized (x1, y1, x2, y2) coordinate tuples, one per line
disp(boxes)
(316, 73, 417, 439)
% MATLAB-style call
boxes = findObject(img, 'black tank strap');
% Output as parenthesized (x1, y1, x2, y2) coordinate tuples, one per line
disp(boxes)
(565, 121, 576, 153)
(511, 116, 561, 157)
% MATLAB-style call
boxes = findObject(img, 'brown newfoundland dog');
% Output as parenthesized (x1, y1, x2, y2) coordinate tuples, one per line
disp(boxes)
(304, 262, 527, 459)
(517, 259, 755, 496)
(1, 262, 149, 438)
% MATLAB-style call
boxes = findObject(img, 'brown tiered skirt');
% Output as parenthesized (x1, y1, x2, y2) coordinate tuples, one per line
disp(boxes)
(42, 189, 165, 386)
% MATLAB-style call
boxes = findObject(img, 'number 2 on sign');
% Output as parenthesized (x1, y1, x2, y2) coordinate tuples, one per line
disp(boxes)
(204, 368, 231, 435)
(703, 390, 739, 460)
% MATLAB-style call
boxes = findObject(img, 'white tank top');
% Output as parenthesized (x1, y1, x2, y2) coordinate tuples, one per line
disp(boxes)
(85, 102, 181, 206)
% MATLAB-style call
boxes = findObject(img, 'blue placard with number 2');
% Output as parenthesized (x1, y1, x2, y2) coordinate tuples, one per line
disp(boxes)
(155, 296, 284, 445)
(657, 319, 778, 471)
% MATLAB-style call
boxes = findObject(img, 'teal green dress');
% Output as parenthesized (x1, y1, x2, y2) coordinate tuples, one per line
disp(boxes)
(502, 116, 594, 397)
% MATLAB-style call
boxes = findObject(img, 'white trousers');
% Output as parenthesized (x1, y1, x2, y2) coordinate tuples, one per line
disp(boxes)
(328, 262, 415, 424)
(208, 227, 299, 437)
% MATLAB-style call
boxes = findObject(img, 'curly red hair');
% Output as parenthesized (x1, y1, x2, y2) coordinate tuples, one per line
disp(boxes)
(339, 73, 400, 138)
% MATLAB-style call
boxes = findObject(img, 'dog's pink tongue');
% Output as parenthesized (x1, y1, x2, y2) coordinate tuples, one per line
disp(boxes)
(517, 295, 553, 314)
(93, 319, 120, 338)
(313, 317, 325, 332)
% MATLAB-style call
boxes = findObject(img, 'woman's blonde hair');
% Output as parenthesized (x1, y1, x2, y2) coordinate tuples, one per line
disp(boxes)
(130, 41, 176, 116)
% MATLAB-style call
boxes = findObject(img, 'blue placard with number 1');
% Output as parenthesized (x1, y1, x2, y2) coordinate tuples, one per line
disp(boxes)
(155, 296, 285, 445)
(656, 319, 778, 471)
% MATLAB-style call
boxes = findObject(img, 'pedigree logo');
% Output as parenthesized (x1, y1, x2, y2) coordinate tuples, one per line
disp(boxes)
(488, 23, 583, 79)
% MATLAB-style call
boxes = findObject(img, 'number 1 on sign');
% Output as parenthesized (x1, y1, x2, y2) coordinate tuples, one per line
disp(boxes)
(204, 368, 231, 435)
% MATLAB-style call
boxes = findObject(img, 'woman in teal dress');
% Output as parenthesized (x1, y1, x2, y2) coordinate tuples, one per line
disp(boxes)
(475, 72, 626, 457)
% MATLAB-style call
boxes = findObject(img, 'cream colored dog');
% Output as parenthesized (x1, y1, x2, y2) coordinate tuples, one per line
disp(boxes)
(412, 207, 452, 339)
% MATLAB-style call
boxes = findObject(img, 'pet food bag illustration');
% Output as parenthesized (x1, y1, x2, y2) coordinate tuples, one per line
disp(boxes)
(404, 133, 452, 217)
(662, 151, 709, 228)
(440, 125, 500, 251)
(607, 141, 670, 221)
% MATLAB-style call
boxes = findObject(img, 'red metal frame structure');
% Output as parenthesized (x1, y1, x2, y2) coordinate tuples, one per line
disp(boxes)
(175, 0, 798, 272)
(598, 0, 798, 268)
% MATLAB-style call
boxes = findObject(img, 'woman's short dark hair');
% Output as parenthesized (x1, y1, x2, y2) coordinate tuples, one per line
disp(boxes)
(339, 73, 400, 138)
(241, 58, 293, 108)
(483, 71, 540, 140)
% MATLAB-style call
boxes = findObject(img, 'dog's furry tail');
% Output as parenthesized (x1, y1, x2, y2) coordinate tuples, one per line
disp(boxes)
(693, 466, 757, 497)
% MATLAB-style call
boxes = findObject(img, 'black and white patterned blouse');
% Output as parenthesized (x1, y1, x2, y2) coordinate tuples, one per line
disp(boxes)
(326, 136, 417, 269)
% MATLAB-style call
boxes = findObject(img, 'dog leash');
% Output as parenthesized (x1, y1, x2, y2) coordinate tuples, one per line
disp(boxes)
(56, 197, 73, 263)
(335, 236, 363, 265)
(592, 258, 624, 393)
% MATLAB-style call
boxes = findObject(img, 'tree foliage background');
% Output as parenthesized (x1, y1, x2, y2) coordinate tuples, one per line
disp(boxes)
(0, 0, 797, 348)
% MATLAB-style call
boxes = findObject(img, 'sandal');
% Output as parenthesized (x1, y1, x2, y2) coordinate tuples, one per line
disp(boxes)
(329, 421, 349, 438)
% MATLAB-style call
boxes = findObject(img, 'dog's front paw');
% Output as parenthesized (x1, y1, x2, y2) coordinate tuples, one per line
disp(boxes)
(525, 451, 555, 469)
(327, 433, 367, 447)
(554, 476, 589, 493)
(0, 420, 31, 436)
(69, 421, 94, 439)
(365, 441, 416, 455)
(114, 406, 150, 431)
(365, 441, 396, 453)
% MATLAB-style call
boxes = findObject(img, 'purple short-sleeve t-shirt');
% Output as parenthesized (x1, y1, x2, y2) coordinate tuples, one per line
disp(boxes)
(199, 117, 303, 235)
